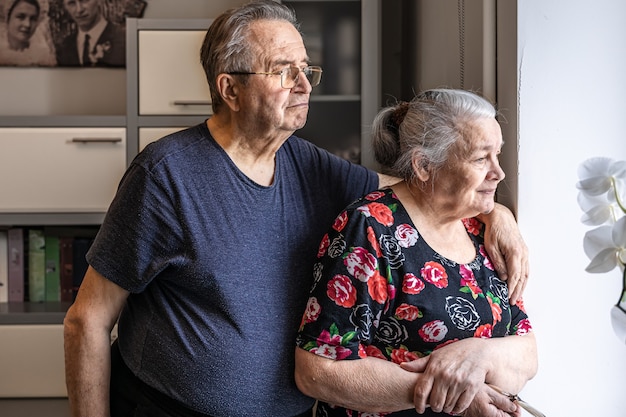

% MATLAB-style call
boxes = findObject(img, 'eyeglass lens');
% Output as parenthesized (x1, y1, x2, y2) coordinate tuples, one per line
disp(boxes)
(283, 67, 322, 88)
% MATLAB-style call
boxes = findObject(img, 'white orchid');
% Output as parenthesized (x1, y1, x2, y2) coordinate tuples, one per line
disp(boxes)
(577, 157, 626, 342)
(577, 157, 626, 274)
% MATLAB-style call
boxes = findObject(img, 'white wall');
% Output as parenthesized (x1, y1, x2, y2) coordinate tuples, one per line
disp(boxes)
(516, 1, 626, 416)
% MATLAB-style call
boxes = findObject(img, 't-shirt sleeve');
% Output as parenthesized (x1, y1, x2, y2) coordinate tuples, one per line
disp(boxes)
(86, 161, 185, 293)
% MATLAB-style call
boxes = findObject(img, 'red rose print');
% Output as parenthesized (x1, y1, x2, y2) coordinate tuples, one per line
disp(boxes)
(515, 318, 533, 335)
(333, 211, 349, 232)
(419, 320, 448, 343)
(479, 245, 495, 270)
(390, 347, 420, 364)
(402, 273, 425, 294)
(421, 261, 448, 288)
(344, 247, 377, 282)
(474, 323, 493, 338)
(487, 295, 502, 325)
(317, 233, 330, 258)
(395, 303, 422, 321)
(327, 275, 357, 308)
(367, 270, 388, 304)
(462, 217, 482, 236)
(395, 223, 419, 248)
(311, 343, 352, 360)
(365, 190, 386, 201)
(459, 265, 482, 297)
(304, 297, 321, 324)
(367, 226, 382, 257)
(358, 202, 394, 226)
(363, 344, 386, 360)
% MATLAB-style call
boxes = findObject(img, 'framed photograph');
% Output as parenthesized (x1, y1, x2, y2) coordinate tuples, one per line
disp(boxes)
(0, 0, 147, 67)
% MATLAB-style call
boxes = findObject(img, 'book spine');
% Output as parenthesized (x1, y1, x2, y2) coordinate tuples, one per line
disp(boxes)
(59, 237, 74, 303)
(45, 235, 61, 302)
(28, 229, 46, 303)
(72, 238, 93, 300)
(7, 228, 24, 302)
(0, 230, 8, 303)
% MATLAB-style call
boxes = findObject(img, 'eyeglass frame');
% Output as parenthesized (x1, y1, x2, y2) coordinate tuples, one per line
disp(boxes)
(227, 65, 323, 89)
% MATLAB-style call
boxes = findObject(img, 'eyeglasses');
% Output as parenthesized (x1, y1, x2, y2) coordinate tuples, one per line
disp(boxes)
(228, 66, 323, 89)
(488, 384, 546, 417)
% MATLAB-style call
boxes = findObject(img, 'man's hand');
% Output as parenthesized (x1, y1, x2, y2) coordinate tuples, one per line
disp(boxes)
(478, 203, 529, 304)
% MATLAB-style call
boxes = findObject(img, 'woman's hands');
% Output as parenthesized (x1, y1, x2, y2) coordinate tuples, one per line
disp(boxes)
(399, 337, 522, 417)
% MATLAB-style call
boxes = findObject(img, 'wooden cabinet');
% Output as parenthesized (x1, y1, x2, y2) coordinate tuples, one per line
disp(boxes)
(0, 128, 125, 213)
(138, 30, 211, 116)
(125, 19, 213, 158)
(282, 0, 380, 167)
(0, 324, 66, 397)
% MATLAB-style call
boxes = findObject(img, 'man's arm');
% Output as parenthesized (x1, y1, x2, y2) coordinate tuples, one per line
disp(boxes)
(64, 266, 129, 417)
(477, 202, 529, 304)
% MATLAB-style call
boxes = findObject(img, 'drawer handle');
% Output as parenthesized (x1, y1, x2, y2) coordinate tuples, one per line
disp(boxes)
(71, 137, 123, 144)
(172, 100, 212, 106)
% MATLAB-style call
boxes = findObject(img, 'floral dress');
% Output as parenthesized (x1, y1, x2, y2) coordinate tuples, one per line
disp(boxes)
(296, 189, 532, 417)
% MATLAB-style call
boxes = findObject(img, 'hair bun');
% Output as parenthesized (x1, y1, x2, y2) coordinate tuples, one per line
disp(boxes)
(390, 101, 410, 129)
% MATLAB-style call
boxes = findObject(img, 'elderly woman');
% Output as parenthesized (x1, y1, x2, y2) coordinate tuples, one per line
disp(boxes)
(295, 89, 538, 417)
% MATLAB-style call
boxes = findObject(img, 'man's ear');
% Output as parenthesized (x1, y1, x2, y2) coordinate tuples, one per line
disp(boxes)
(215, 73, 241, 112)
(412, 153, 431, 182)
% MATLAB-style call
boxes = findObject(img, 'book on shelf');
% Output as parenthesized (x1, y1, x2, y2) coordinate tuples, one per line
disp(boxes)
(59, 236, 74, 303)
(0, 230, 7, 302)
(45, 235, 61, 302)
(7, 227, 24, 302)
(28, 228, 46, 303)
(72, 237, 93, 301)
(0, 227, 98, 304)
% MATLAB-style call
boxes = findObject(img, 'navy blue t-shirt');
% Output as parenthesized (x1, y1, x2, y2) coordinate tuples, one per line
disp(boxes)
(87, 122, 378, 417)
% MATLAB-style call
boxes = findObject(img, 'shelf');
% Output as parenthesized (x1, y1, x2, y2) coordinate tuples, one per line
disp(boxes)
(0, 302, 71, 325)
(0, 115, 125, 128)
(0, 212, 105, 226)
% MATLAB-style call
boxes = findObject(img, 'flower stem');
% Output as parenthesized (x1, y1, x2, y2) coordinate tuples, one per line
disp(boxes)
(611, 176, 626, 214)
(617, 267, 626, 310)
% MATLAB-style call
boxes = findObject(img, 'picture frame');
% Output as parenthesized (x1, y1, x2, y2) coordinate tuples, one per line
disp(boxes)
(0, 0, 147, 67)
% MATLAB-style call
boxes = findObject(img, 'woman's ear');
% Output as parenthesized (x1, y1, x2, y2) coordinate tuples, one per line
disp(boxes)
(412, 154, 430, 182)
(215, 73, 240, 112)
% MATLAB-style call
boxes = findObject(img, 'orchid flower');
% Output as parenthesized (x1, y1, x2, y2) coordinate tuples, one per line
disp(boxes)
(577, 157, 626, 342)
(577, 157, 626, 273)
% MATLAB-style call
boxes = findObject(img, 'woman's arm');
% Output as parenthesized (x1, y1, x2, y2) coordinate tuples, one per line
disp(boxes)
(295, 347, 418, 413)
(400, 333, 538, 415)
(295, 347, 520, 416)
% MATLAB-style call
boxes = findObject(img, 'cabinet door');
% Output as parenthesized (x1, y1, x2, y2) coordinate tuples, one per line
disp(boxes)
(0, 324, 65, 397)
(138, 30, 212, 115)
(0, 128, 126, 212)
(139, 127, 185, 151)
(282, 0, 363, 163)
